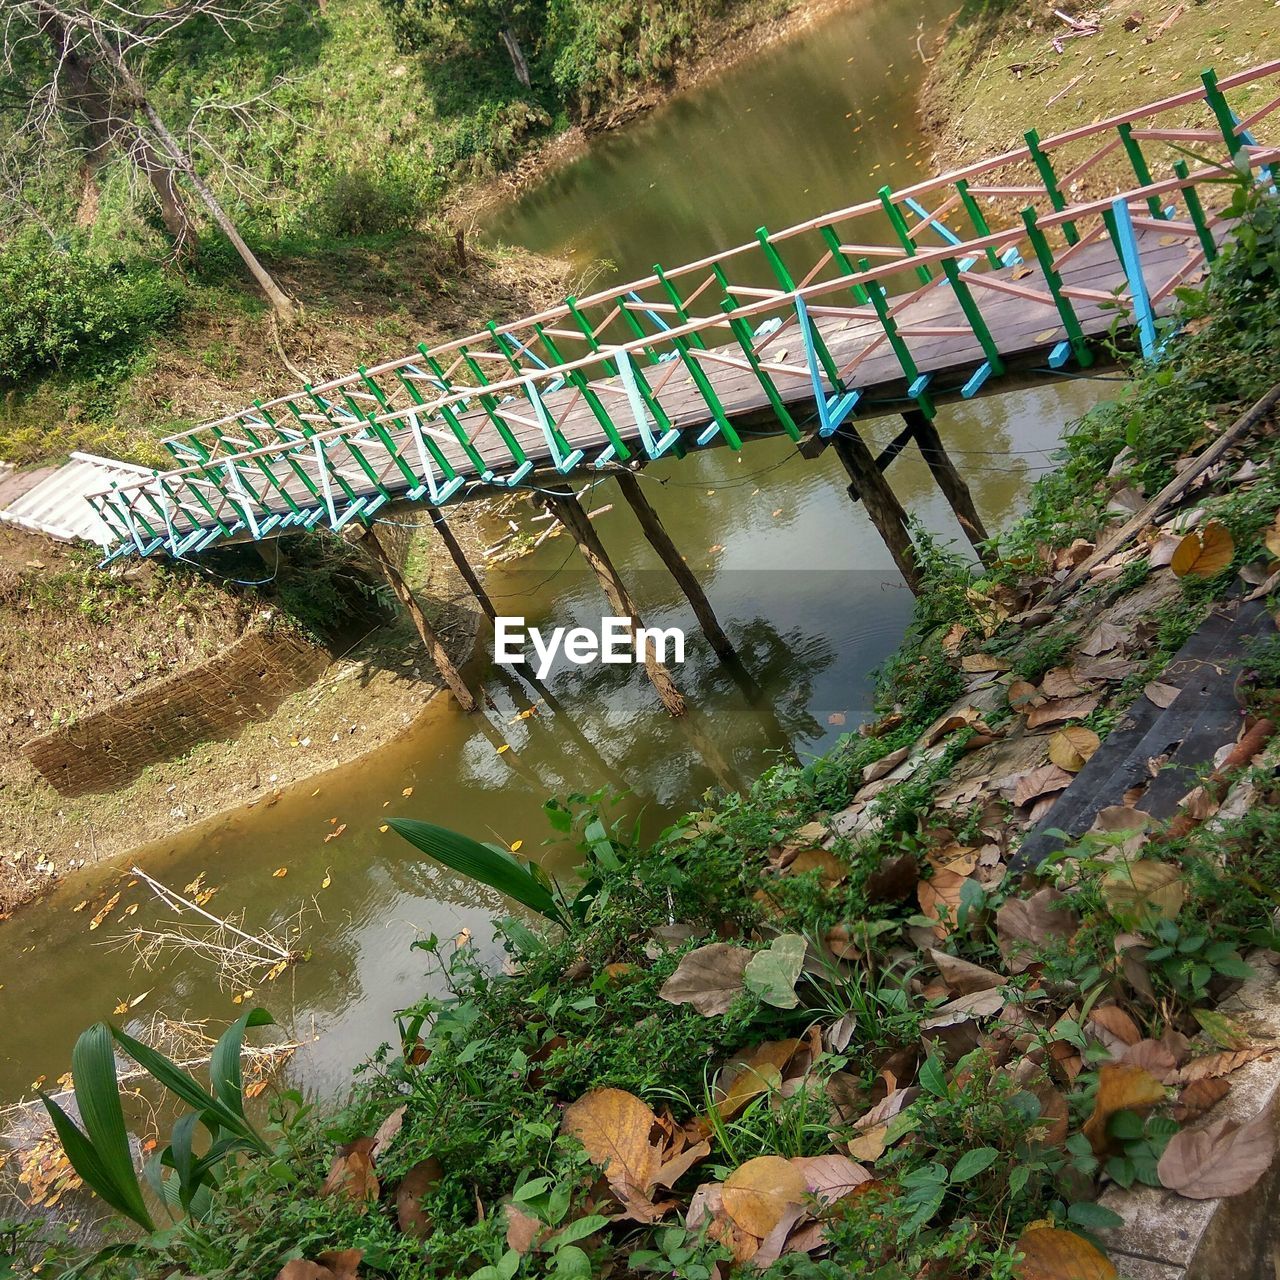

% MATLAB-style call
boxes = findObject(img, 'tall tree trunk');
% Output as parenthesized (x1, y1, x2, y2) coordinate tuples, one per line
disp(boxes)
(500, 27, 531, 87)
(43, 16, 198, 255)
(138, 98, 296, 321)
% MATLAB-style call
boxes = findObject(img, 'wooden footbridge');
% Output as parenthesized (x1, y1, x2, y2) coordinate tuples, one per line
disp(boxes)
(5, 62, 1279, 712)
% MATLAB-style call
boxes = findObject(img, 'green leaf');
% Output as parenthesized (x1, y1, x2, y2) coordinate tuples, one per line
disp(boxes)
(949, 1147, 998, 1182)
(547, 1215, 610, 1248)
(389, 818, 565, 924)
(1107, 1110, 1146, 1141)
(1067, 1201, 1125, 1230)
(742, 934, 807, 1009)
(918, 1055, 948, 1098)
(210, 1008, 274, 1119)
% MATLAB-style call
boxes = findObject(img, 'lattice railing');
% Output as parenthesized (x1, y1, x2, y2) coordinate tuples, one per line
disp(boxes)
(84, 61, 1280, 560)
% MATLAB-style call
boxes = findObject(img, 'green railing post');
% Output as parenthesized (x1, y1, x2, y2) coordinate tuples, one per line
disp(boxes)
(1174, 160, 1218, 262)
(565, 297, 618, 376)
(413, 349, 492, 476)
(819, 226, 871, 303)
(480, 328, 579, 462)
(878, 186, 932, 285)
(722, 300, 801, 441)
(355, 367, 430, 490)
(284, 399, 363, 506)
(938, 258, 1005, 376)
(712, 263, 741, 309)
(859, 256, 935, 419)
(956, 179, 1004, 269)
(254, 402, 326, 505)
(1019, 208, 1093, 367)
(1025, 128, 1080, 245)
(1201, 68, 1244, 158)
(531, 322, 634, 461)
(458, 346, 532, 473)
(654, 265, 707, 350)
(1116, 123, 1166, 218)
(756, 226, 845, 391)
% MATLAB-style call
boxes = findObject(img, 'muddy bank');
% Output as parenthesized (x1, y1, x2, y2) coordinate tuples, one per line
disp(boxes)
(0, 511, 491, 919)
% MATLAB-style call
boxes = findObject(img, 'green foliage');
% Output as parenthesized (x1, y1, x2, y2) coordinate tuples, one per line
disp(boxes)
(0, 235, 182, 386)
(41, 1010, 276, 1231)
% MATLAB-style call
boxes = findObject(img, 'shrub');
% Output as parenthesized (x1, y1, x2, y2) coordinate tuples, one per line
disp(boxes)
(0, 235, 182, 385)
(315, 167, 422, 238)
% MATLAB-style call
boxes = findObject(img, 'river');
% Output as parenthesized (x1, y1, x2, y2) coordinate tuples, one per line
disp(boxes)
(0, 0, 1105, 1122)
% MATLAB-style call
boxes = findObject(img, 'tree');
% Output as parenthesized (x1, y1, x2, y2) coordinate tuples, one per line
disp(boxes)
(0, 0, 296, 319)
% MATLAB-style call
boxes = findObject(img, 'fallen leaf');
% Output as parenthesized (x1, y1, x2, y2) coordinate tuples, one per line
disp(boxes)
(1079, 622, 1128, 656)
(506, 1202, 542, 1254)
(1144, 681, 1181, 708)
(88, 892, 120, 931)
(1082, 1062, 1166, 1153)
(961, 653, 1011, 673)
(658, 943, 752, 1016)
(827, 711, 847, 726)
(1041, 667, 1087, 699)
(864, 852, 918, 903)
(786, 849, 847, 888)
(863, 745, 910, 783)
(71, 900, 88, 913)
(402, 786, 414, 797)
(1026, 694, 1101, 729)
(713, 1040, 803, 1119)
(1157, 1105, 1276, 1198)
(1088, 1005, 1141, 1047)
(1178, 1046, 1278, 1082)
(321, 1139, 379, 1210)
(562, 1088, 662, 1202)
(1122, 1039, 1179, 1085)
(929, 948, 1007, 994)
(789, 1154, 870, 1204)
(1014, 1226, 1116, 1279)
(1012, 764, 1074, 807)
(1102, 860, 1185, 924)
(1048, 726, 1100, 773)
(1173, 1077, 1231, 1123)
(918, 868, 970, 939)
(722, 1156, 807, 1237)
(321, 869, 332, 889)
(371, 1105, 406, 1160)
(1191, 1008, 1250, 1050)
(997, 888, 1079, 973)
(743, 935, 807, 1009)
(1171, 520, 1234, 579)
(396, 1157, 443, 1239)
(1009, 680, 1042, 711)
(272, 867, 288, 879)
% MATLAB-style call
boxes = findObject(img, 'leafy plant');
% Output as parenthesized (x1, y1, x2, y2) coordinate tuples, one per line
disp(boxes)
(41, 1009, 276, 1230)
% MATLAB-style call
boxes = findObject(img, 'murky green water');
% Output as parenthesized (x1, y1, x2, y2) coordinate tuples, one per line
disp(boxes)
(0, 0, 1108, 1127)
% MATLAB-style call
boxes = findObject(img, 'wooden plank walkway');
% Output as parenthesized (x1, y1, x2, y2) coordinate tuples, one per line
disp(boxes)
(56, 59, 1280, 559)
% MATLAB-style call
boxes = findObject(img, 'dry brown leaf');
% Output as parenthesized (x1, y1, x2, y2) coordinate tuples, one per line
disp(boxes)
(1145, 680, 1181, 708)
(1014, 1226, 1117, 1279)
(371, 1104, 406, 1162)
(396, 1157, 443, 1239)
(1177, 1046, 1279, 1082)
(1012, 764, 1074, 808)
(917, 868, 970, 939)
(863, 852, 918, 904)
(505, 1202, 542, 1255)
(960, 653, 1011, 673)
(863, 746, 910, 784)
(658, 943, 752, 1016)
(1158, 1105, 1276, 1198)
(1041, 667, 1087, 700)
(1088, 1005, 1141, 1047)
(789, 1154, 870, 1204)
(713, 1040, 804, 1120)
(786, 848, 847, 888)
(1121, 1039, 1179, 1084)
(722, 1156, 807, 1237)
(1026, 694, 1101, 729)
(654, 1139, 711, 1189)
(1082, 1063, 1167, 1153)
(1079, 622, 1127, 657)
(1173, 1077, 1231, 1123)
(1102, 860, 1185, 923)
(928, 948, 1007, 994)
(941, 622, 969, 655)
(847, 1126, 887, 1162)
(1008, 680, 1042, 711)
(88, 892, 121, 931)
(320, 1140, 379, 1211)
(1048, 726, 1100, 773)
(997, 888, 1079, 973)
(562, 1088, 662, 1199)
(1171, 520, 1234, 579)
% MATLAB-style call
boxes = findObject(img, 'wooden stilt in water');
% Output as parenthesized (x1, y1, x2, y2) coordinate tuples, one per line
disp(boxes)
(540, 487, 687, 717)
(355, 525, 478, 713)
(430, 509, 497, 622)
(828, 430, 921, 593)
(613, 468, 736, 661)
(904, 410, 993, 565)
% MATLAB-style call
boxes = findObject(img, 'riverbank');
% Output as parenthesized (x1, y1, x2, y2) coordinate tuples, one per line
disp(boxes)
(921, 0, 1271, 181)
(0, 507, 491, 920)
(22, 175, 1280, 1280)
(445, 0, 887, 229)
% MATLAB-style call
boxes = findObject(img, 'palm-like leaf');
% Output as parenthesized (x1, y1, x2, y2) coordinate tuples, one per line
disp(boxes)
(388, 818, 566, 925)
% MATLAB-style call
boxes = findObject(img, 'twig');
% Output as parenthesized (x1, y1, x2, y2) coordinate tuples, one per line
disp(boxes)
(1046, 73, 1086, 107)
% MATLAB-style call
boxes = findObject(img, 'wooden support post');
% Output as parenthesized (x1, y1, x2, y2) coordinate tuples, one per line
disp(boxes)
(540, 487, 687, 717)
(613, 469, 736, 661)
(828, 430, 921, 593)
(904, 410, 993, 565)
(356, 525, 478, 713)
(431, 510, 497, 623)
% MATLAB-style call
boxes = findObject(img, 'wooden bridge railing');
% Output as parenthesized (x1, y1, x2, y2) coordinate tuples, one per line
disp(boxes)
(84, 62, 1280, 560)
